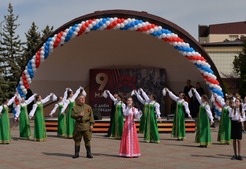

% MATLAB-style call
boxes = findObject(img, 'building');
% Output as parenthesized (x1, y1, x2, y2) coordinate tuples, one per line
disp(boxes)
(199, 21, 246, 78)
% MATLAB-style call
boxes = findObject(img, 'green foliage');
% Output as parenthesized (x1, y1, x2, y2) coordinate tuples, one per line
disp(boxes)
(233, 39, 246, 97)
(0, 3, 24, 98)
(23, 22, 41, 66)
(41, 25, 54, 42)
(0, 3, 54, 101)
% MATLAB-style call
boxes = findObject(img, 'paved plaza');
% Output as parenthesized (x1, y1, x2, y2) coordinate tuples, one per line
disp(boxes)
(1, 120, 246, 169)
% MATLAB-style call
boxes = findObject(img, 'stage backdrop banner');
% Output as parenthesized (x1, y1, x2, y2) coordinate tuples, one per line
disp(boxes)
(89, 68, 166, 116)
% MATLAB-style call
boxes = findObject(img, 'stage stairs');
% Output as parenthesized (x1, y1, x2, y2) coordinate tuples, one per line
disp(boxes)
(45, 117, 195, 133)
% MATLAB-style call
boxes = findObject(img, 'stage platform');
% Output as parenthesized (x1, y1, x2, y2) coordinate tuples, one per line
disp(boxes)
(45, 117, 196, 133)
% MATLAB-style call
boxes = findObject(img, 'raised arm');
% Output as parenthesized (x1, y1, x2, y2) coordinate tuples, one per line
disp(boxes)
(192, 88, 202, 105)
(71, 86, 82, 101)
(140, 88, 151, 103)
(62, 88, 69, 103)
(26, 93, 37, 105)
(135, 92, 146, 105)
(50, 104, 59, 116)
(61, 100, 69, 113)
(29, 104, 38, 118)
(166, 88, 179, 102)
(41, 93, 52, 104)
(107, 90, 117, 102)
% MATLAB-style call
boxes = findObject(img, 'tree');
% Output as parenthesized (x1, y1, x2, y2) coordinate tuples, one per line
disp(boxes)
(233, 39, 246, 97)
(23, 22, 41, 66)
(0, 3, 24, 98)
(41, 25, 54, 41)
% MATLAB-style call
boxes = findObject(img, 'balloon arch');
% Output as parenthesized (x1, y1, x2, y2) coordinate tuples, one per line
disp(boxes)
(16, 11, 224, 117)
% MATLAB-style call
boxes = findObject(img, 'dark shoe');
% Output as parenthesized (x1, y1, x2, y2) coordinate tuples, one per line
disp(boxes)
(86, 146, 93, 158)
(72, 146, 80, 159)
(237, 155, 243, 160)
(231, 155, 237, 160)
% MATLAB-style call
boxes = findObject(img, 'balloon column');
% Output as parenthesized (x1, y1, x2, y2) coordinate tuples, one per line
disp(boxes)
(16, 17, 224, 117)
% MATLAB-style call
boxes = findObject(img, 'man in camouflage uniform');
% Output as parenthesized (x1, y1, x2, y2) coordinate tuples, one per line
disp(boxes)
(71, 94, 95, 158)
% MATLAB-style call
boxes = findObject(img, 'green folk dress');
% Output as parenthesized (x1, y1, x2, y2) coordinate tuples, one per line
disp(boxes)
(110, 103, 124, 139)
(195, 104, 212, 146)
(217, 106, 231, 144)
(34, 103, 47, 141)
(19, 105, 31, 139)
(0, 105, 11, 144)
(144, 102, 160, 143)
(65, 101, 75, 138)
(172, 102, 186, 139)
(57, 104, 66, 137)
(139, 104, 148, 134)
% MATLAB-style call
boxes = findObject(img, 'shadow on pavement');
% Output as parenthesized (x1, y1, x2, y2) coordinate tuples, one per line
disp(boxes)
(42, 152, 72, 157)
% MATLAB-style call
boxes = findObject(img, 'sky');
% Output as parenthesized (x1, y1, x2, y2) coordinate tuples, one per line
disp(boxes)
(1, 0, 246, 42)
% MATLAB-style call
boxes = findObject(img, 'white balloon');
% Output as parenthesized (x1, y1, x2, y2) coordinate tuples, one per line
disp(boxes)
(85, 28, 90, 32)
(106, 21, 110, 26)
(115, 24, 120, 29)
(92, 21, 96, 26)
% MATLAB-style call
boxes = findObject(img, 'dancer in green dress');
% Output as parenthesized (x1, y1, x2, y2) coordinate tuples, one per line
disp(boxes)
(50, 89, 68, 137)
(15, 93, 37, 139)
(132, 89, 149, 134)
(212, 94, 232, 145)
(192, 88, 214, 147)
(140, 89, 161, 143)
(29, 93, 54, 142)
(61, 87, 85, 138)
(105, 90, 125, 139)
(164, 88, 192, 140)
(0, 95, 16, 144)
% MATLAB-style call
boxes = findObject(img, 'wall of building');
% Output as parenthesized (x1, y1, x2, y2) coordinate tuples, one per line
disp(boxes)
(206, 34, 245, 43)
(204, 46, 242, 77)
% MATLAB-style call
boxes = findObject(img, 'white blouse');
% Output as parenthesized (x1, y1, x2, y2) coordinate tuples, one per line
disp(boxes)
(166, 89, 191, 117)
(193, 88, 214, 123)
(15, 94, 36, 119)
(122, 106, 142, 119)
(139, 88, 151, 103)
(0, 94, 17, 115)
(61, 87, 83, 113)
(107, 90, 126, 107)
(135, 92, 149, 105)
(229, 107, 245, 122)
(29, 93, 52, 118)
(149, 100, 161, 118)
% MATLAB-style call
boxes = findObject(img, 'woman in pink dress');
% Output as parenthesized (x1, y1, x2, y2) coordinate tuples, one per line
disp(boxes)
(119, 97, 142, 158)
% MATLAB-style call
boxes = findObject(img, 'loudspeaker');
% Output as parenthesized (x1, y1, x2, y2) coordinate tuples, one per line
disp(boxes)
(93, 109, 102, 120)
